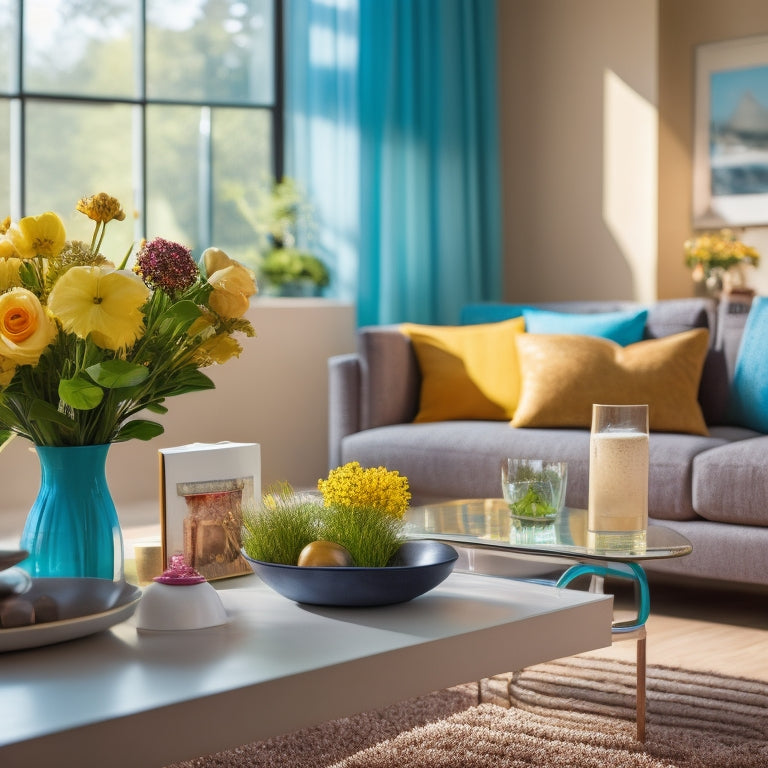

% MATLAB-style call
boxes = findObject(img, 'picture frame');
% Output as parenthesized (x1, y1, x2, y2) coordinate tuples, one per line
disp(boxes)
(159, 442, 261, 581)
(693, 34, 768, 228)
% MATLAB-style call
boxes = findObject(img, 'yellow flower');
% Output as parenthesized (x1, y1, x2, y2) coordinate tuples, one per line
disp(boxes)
(0, 258, 23, 291)
(318, 461, 411, 519)
(0, 217, 9, 235)
(0, 354, 16, 387)
(193, 333, 242, 365)
(76, 193, 126, 224)
(202, 247, 257, 319)
(48, 266, 150, 351)
(0, 288, 57, 365)
(7, 212, 66, 259)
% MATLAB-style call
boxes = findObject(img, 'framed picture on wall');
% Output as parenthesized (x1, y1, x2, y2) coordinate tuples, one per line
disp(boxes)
(693, 34, 768, 228)
(159, 442, 261, 581)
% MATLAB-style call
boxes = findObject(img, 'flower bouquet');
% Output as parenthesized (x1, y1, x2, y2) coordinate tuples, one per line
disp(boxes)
(684, 229, 759, 297)
(0, 193, 257, 579)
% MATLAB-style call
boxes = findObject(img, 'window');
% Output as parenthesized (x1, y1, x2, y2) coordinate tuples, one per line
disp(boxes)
(1, 0, 282, 266)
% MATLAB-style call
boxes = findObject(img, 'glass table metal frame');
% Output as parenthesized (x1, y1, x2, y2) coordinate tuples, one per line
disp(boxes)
(404, 498, 694, 742)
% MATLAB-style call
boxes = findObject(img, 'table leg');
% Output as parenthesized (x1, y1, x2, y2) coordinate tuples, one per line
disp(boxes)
(556, 563, 649, 741)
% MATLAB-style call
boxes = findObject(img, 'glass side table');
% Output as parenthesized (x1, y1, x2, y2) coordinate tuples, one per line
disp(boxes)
(404, 498, 694, 742)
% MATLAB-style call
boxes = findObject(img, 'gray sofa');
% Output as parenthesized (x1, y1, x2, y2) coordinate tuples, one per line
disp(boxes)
(328, 297, 768, 588)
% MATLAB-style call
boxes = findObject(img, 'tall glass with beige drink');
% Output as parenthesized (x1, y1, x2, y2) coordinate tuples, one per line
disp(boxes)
(588, 404, 649, 553)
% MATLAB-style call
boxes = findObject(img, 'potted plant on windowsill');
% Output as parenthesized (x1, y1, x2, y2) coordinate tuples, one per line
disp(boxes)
(232, 177, 331, 298)
(259, 248, 330, 297)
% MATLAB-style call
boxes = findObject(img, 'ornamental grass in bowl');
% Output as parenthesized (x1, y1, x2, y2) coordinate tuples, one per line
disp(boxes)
(241, 463, 457, 606)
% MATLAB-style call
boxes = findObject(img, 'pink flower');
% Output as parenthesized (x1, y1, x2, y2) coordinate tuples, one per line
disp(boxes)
(134, 237, 199, 294)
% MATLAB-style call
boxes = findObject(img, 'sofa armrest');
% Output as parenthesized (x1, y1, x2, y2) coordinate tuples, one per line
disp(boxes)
(358, 326, 420, 429)
(328, 353, 362, 470)
(328, 327, 421, 470)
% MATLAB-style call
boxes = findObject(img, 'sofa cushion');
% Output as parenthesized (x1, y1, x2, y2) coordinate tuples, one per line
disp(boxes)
(511, 329, 710, 435)
(692, 434, 768, 525)
(522, 307, 648, 345)
(400, 318, 525, 422)
(727, 296, 768, 433)
(340, 422, 725, 519)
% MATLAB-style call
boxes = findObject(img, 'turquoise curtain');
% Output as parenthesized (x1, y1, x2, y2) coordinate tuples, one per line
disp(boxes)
(286, 0, 502, 325)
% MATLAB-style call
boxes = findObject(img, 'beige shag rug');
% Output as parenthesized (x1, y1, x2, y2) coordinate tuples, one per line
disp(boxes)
(166, 656, 768, 768)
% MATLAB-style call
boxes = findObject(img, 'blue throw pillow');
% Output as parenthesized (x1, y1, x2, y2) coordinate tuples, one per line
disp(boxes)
(728, 296, 768, 433)
(522, 307, 648, 346)
(460, 304, 529, 325)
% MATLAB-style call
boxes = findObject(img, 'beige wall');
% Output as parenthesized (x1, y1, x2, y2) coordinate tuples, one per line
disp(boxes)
(498, 0, 768, 302)
(658, 0, 768, 298)
(498, 0, 658, 303)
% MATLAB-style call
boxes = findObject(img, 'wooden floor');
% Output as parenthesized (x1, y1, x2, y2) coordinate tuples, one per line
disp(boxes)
(583, 574, 768, 682)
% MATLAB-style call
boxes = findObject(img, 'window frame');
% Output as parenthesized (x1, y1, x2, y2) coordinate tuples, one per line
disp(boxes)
(3, 0, 284, 237)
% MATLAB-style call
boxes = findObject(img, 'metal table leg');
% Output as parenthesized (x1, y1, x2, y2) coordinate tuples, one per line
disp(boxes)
(556, 562, 649, 742)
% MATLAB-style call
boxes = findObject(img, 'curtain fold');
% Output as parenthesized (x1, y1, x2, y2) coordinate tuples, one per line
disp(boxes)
(286, 0, 502, 326)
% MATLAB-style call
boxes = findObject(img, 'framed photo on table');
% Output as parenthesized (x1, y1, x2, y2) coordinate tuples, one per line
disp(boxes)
(693, 34, 768, 228)
(159, 442, 261, 581)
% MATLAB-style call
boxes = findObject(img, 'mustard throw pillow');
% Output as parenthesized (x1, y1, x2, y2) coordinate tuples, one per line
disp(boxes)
(511, 329, 710, 435)
(401, 318, 526, 422)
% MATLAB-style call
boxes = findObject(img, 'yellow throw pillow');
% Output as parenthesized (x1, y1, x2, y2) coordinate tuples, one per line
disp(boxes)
(511, 329, 710, 435)
(401, 318, 526, 422)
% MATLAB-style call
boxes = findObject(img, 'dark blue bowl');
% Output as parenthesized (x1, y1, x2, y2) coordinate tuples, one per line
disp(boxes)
(242, 540, 458, 607)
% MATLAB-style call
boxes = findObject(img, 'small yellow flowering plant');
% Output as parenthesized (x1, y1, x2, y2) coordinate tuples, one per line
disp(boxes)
(684, 229, 760, 274)
(242, 463, 412, 567)
(317, 461, 411, 518)
(0, 193, 256, 447)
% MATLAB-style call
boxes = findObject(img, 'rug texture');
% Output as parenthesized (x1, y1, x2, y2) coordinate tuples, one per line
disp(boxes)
(166, 656, 768, 768)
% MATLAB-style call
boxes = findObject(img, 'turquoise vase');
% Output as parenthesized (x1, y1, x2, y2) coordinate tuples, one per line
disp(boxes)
(20, 444, 124, 580)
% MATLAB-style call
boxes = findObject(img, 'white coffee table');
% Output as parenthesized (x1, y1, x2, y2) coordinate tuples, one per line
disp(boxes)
(0, 571, 612, 768)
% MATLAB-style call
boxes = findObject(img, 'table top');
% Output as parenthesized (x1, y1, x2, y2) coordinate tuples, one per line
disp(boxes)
(0, 570, 612, 768)
(405, 498, 693, 562)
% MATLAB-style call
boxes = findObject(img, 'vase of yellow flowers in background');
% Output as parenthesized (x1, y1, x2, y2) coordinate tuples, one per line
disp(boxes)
(684, 228, 760, 299)
(0, 193, 256, 580)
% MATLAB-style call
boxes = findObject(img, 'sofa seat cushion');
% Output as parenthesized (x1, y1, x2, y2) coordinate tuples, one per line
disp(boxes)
(692, 432, 768, 526)
(341, 422, 729, 519)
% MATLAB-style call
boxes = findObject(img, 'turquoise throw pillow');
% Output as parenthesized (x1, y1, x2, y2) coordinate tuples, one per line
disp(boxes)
(728, 296, 768, 433)
(522, 308, 648, 346)
(460, 304, 529, 325)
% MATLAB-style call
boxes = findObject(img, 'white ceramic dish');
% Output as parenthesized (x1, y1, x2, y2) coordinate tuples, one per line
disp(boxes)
(0, 579, 141, 653)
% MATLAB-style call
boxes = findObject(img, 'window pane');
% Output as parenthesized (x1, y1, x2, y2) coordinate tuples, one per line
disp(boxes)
(0, 100, 9, 215)
(25, 101, 134, 243)
(147, 0, 274, 104)
(0, 0, 18, 93)
(212, 107, 271, 265)
(146, 105, 203, 252)
(24, 0, 137, 98)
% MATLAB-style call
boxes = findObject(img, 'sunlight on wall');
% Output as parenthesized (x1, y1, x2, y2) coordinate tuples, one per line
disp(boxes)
(603, 69, 658, 303)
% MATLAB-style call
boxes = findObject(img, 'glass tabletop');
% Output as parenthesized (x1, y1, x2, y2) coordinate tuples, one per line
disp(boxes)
(404, 498, 693, 562)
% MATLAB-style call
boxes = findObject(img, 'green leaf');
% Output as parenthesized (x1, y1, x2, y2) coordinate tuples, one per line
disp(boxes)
(28, 399, 78, 429)
(86, 359, 149, 389)
(59, 376, 104, 410)
(144, 402, 169, 415)
(158, 300, 202, 334)
(112, 419, 164, 442)
(162, 369, 216, 397)
(0, 430, 15, 451)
